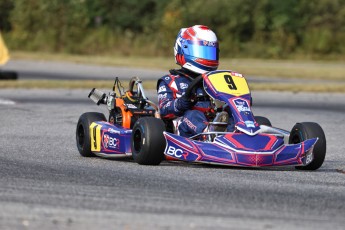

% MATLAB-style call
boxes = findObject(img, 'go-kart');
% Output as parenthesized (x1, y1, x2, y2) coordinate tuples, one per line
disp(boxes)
(76, 71, 326, 170)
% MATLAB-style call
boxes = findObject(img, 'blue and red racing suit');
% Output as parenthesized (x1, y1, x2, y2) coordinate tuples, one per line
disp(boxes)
(157, 69, 217, 137)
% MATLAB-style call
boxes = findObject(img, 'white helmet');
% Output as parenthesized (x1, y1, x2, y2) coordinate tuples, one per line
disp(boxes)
(174, 25, 219, 74)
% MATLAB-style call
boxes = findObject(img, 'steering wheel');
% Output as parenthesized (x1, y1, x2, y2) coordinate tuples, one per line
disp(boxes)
(184, 75, 203, 101)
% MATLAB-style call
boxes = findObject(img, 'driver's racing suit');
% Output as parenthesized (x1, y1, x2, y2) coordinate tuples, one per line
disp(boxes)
(157, 69, 214, 137)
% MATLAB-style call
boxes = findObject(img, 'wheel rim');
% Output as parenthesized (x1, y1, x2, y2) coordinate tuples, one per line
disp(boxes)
(133, 129, 142, 152)
(77, 124, 85, 149)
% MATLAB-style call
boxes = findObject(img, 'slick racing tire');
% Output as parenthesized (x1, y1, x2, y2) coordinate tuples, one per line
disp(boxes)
(131, 117, 166, 165)
(254, 116, 272, 126)
(289, 122, 326, 170)
(76, 112, 106, 157)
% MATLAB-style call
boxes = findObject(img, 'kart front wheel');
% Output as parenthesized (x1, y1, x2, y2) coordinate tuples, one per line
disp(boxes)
(131, 117, 166, 165)
(76, 112, 106, 157)
(255, 116, 272, 126)
(289, 122, 326, 170)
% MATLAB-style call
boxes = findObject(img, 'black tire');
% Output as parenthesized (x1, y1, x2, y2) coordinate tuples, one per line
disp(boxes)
(255, 116, 272, 126)
(76, 112, 106, 157)
(131, 117, 166, 165)
(289, 122, 326, 170)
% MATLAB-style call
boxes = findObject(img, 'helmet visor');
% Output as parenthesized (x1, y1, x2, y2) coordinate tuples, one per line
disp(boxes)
(183, 42, 219, 60)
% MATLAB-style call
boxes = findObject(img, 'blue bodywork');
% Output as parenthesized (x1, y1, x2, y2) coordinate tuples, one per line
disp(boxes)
(91, 121, 132, 157)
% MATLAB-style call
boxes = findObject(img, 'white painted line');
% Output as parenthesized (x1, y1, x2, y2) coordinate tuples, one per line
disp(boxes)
(0, 98, 16, 105)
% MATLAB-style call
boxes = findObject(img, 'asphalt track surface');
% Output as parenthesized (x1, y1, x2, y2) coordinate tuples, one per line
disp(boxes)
(1, 62, 345, 229)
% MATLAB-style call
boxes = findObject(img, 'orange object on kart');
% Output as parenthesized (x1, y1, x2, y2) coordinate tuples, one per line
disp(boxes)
(88, 77, 160, 129)
(115, 97, 132, 129)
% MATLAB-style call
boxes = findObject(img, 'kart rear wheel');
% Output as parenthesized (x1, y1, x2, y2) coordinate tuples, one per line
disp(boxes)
(289, 122, 326, 170)
(131, 117, 166, 165)
(76, 112, 106, 157)
(255, 116, 272, 126)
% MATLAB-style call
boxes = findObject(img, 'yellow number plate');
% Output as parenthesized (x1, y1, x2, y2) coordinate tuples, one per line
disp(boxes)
(90, 122, 102, 152)
(207, 72, 250, 96)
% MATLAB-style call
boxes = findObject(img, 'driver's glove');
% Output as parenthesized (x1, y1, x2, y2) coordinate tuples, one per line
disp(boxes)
(174, 95, 195, 112)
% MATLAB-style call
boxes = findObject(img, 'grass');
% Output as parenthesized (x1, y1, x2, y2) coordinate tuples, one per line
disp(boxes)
(250, 82, 345, 93)
(223, 59, 345, 81)
(1, 79, 345, 93)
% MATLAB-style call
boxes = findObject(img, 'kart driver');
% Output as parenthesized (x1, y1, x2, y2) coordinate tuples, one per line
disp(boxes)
(157, 25, 234, 137)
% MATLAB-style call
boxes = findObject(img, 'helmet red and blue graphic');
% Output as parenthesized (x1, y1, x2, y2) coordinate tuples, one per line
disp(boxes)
(174, 25, 219, 74)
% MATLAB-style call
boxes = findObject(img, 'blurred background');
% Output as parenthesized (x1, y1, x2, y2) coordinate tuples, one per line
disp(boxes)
(1, 0, 345, 59)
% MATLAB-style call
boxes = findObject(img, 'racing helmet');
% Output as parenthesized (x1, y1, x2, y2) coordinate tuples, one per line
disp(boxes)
(174, 25, 219, 74)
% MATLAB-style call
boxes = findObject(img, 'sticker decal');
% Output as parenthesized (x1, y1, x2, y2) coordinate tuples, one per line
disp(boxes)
(90, 122, 102, 152)
(245, 121, 255, 128)
(233, 98, 251, 112)
(180, 83, 188, 90)
(103, 134, 120, 149)
(158, 85, 167, 93)
(207, 72, 250, 96)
